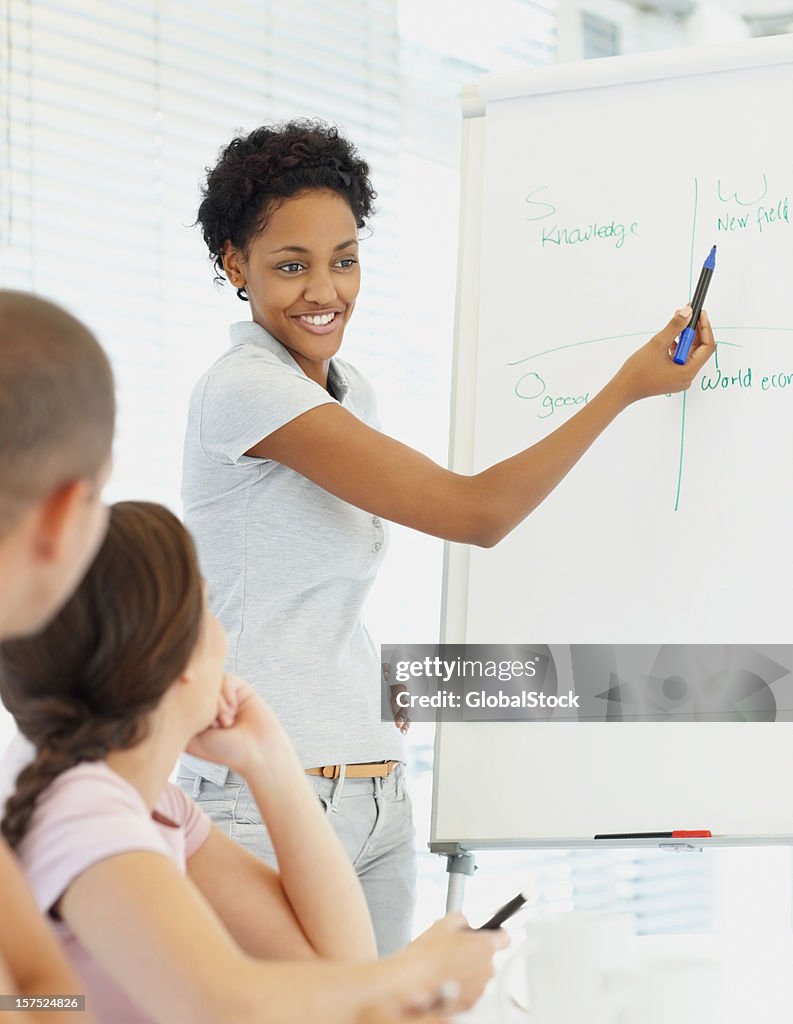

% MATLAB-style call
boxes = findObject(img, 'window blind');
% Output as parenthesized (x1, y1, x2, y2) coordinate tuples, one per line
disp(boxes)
(2, 0, 401, 508)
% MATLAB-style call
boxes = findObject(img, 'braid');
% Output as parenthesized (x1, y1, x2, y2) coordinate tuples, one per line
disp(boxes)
(0, 501, 204, 850)
(1, 707, 141, 849)
(2, 747, 81, 849)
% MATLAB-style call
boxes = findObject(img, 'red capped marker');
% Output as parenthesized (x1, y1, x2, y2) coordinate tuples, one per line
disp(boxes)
(594, 830, 713, 839)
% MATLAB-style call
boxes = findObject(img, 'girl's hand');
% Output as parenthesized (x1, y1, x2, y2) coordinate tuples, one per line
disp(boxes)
(185, 674, 288, 774)
(392, 913, 510, 1012)
(614, 307, 715, 404)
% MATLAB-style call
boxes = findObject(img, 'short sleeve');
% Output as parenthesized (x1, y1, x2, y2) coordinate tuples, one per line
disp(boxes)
(18, 767, 176, 915)
(154, 782, 212, 859)
(197, 345, 336, 465)
(331, 357, 381, 430)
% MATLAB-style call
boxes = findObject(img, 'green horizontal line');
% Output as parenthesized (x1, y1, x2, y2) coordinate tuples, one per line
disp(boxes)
(509, 332, 744, 364)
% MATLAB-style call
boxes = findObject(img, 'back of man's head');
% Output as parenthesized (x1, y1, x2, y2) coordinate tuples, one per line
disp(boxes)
(0, 291, 115, 537)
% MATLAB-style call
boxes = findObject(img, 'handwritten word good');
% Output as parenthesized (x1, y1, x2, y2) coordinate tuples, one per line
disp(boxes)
(539, 392, 590, 418)
(514, 370, 590, 419)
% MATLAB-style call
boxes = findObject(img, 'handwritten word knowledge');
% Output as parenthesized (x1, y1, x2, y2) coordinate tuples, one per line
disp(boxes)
(524, 185, 639, 251)
(541, 219, 639, 250)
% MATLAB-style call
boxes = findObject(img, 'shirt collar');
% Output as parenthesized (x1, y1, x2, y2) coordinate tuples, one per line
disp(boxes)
(230, 320, 349, 402)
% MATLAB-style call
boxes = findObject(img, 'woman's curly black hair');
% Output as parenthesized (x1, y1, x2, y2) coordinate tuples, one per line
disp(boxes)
(197, 119, 377, 300)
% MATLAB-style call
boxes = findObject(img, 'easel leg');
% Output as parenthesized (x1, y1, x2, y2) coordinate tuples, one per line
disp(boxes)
(444, 851, 477, 913)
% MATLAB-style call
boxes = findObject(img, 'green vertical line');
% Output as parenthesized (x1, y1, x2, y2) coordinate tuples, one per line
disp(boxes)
(674, 391, 687, 513)
(676, 176, 699, 512)
(688, 177, 698, 295)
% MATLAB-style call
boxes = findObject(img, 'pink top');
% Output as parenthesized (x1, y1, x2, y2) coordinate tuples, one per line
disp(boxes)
(1, 742, 211, 1023)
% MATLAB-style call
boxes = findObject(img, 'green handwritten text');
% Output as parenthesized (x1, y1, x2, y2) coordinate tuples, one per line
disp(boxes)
(541, 220, 638, 250)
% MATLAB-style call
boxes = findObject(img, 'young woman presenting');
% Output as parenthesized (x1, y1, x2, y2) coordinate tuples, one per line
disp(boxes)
(179, 121, 715, 954)
(0, 501, 506, 1024)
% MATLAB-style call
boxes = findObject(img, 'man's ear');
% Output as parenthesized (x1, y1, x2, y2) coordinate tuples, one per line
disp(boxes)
(33, 479, 92, 562)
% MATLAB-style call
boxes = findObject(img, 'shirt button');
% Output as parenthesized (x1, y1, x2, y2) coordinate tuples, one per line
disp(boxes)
(372, 517, 381, 527)
(372, 542, 382, 552)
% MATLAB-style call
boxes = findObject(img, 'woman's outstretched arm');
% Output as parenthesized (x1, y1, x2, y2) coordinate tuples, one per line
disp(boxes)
(248, 309, 715, 547)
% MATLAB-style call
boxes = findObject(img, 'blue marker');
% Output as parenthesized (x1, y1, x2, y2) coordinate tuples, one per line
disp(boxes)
(673, 245, 716, 365)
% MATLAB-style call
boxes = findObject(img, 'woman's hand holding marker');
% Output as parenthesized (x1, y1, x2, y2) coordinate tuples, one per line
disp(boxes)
(614, 306, 716, 404)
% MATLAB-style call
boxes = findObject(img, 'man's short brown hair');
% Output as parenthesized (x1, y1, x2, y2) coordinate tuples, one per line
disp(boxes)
(0, 291, 115, 535)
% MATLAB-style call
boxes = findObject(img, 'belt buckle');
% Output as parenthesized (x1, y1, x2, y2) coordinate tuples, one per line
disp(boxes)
(322, 765, 339, 779)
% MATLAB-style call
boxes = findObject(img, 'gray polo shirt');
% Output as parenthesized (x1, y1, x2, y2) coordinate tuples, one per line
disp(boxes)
(180, 320, 404, 780)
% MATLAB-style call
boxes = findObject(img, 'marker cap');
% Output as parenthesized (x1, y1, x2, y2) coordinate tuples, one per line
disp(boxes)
(673, 326, 695, 365)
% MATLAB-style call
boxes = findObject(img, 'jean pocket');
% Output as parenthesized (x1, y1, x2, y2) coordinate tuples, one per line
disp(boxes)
(382, 762, 409, 803)
(230, 818, 276, 861)
(180, 774, 242, 834)
(234, 790, 262, 826)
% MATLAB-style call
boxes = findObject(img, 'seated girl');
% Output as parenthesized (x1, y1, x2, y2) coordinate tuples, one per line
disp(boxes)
(0, 501, 506, 1024)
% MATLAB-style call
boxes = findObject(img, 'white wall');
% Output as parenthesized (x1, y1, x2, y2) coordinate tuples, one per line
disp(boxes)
(556, 0, 683, 62)
(0, 711, 15, 759)
(685, 2, 751, 44)
(556, 0, 761, 61)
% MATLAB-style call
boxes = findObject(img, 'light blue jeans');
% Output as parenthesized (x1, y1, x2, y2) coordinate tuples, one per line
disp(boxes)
(175, 761, 417, 957)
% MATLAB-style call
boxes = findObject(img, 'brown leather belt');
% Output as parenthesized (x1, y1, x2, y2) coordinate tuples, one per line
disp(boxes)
(306, 760, 399, 780)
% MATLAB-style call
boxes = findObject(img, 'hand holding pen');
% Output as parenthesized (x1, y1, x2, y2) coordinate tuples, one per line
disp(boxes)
(614, 305, 715, 404)
(674, 246, 717, 364)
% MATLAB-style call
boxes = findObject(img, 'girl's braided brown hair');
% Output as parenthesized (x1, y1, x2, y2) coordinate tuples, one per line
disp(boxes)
(0, 501, 203, 849)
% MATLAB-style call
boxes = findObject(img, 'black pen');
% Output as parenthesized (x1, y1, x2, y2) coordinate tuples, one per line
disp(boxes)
(478, 888, 532, 929)
(673, 245, 716, 364)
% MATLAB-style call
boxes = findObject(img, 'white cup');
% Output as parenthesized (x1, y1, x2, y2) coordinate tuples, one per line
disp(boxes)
(497, 912, 636, 1024)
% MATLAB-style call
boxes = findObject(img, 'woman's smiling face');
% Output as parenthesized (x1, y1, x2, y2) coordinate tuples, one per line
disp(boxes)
(223, 188, 360, 388)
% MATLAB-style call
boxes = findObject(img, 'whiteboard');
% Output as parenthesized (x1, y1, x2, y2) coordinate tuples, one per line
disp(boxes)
(433, 36, 793, 850)
(433, 722, 793, 848)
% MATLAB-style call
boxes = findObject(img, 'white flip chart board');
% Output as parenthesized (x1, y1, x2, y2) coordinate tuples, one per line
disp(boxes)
(433, 36, 793, 850)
